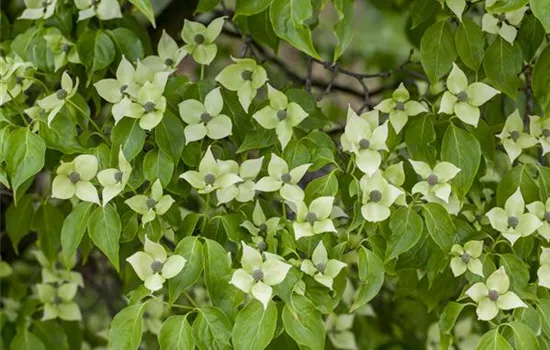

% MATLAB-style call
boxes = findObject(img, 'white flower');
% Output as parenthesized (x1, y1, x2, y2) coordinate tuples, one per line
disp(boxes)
(241, 201, 280, 249)
(538, 247, 550, 289)
(374, 83, 427, 133)
(124, 81, 167, 131)
(465, 267, 526, 321)
(301, 242, 346, 290)
(325, 313, 358, 350)
(497, 110, 538, 163)
(37, 282, 81, 321)
(52, 154, 99, 204)
(341, 107, 388, 176)
(439, 63, 500, 127)
(142, 31, 186, 73)
(181, 17, 225, 65)
(178, 87, 232, 144)
(485, 188, 542, 245)
(216, 157, 263, 204)
(359, 171, 402, 222)
(125, 179, 175, 226)
(292, 197, 337, 240)
(97, 148, 132, 206)
(74, 0, 122, 21)
(526, 198, 550, 241)
(37, 71, 79, 126)
(450, 241, 484, 277)
(482, 7, 527, 44)
(126, 236, 186, 292)
(255, 154, 310, 202)
(529, 115, 550, 156)
(410, 160, 461, 203)
(19, 0, 57, 19)
(229, 242, 291, 309)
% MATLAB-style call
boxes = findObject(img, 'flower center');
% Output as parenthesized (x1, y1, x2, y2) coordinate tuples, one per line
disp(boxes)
(508, 216, 519, 229)
(305, 212, 317, 224)
(200, 112, 213, 124)
(114, 171, 124, 182)
(359, 138, 370, 149)
(164, 58, 174, 67)
(281, 173, 292, 184)
(143, 102, 156, 113)
(257, 241, 267, 251)
(68, 172, 80, 184)
(457, 91, 468, 102)
(252, 268, 264, 281)
(259, 223, 267, 232)
(91, 0, 100, 6)
(56, 89, 67, 100)
(241, 70, 253, 81)
(460, 253, 471, 263)
(146, 198, 157, 209)
(61, 43, 71, 53)
(194, 34, 205, 45)
(395, 101, 405, 111)
(488, 289, 499, 301)
(510, 130, 520, 141)
(544, 212, 550, 222)
(497, 14, 507, 22)
(369, 190, 382, 203)
(277, 110, 287, 121)
(204, 173, 216, 185)
(315, 263, 325, 273)
(427, 174, 438, 186)
(543, 129, 550, 138)
(119, 84, 128, 93)
(54, 296, 63, 304)
(151, 260, 163, 273)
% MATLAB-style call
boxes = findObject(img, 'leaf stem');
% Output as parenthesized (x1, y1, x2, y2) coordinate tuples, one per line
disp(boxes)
(183, 291, 199, 308)
(200, 64, 205, 80)
(201, 192, 210, 233)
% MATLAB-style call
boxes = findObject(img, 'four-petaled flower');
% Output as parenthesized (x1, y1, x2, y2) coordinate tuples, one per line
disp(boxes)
(52, 154, 99, 204)
(482, 7, 527, 44)
(37, 282, 81, 321)
(359, 171, 401, 222)
(125, 179, 175, 226)
(38, 71, 79, 126)
(97, 148, 132, 206)
(293, 197, 336, 240)
(180, 146, 242, 194)
(241, 201, 280, 250)
(450, 240, 484, 277)
(253, 84, 308, 150)
(341, 108, 388, 176)
(44, 33, 80, 71)
(374, 83, 427, 133)
(74, 0, 122, 21)
(485, 188, 542, 245)
(497, 110, 538, 163)
(126, 235, 186, 292)
(410, 160, 461, 203)
(216, 157, 263, 204)
(125, 81, 167, 130)
(181, 17, 225, 65)
(439, 64, 500, 127)
(229, 242, 291, 309)
(255, 154, 311, 203)
(178, 87, 232, 144)
(325, 313, 358, 350)
(465, 267, 526, 321)
(529, 116, 550, 156)
(526, 198, 550, 241)
(143, 31, 186, 73)
(301, 241, 346, 290)
(215, 57, 267, 112)
(19, 0, 57, 19)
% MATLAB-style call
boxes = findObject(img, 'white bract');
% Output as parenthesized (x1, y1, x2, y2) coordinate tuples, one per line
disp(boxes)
(44, 32, 80, 71)
(126, 236, 186, 292)
(439, 64, 500, 127)
(465, 267, 526, 321)
(143, 31, 186, 73)
(97, 148, 132, 206)
(410, 160, 460, 203)
(52, 154, 99, 204)
(37, 71, 79, 126)
(497, 110, 538, 163)
(526, 198, 550, 241)
(74, 0, 122, 21)
(446, 0, 466, 20)
(450, 241, 484, 277)
(381, 162, 407, 206)
(325, 313, 358, 350)
(529, 116, 550, 156)
(538, 248, 550, 289)
(241, 201, 280, 249)
(255, 154, 310, 202)
(19, 0, 57, 19)
(359, 171, 401, 222)
(180, 146, 242, 194)
(485, 188, 542, 245)
(341, 107, 388, 176)
(482, 7, 527, 44)
(253, 84, 308, 150)
(374, 83, 427, 133)
(301, 241, 346, 290)
(229, 242, 291, 309)
(181, 17, 225, 65)
(216, 157, 263, 204)
(125, 179, 175, 226)
(215, 57, 267, 112)
(178, 87, 232, 144)
(37, 282, 81, 321)
(124, 81, 167, 131)
(293, 197, 337, 240)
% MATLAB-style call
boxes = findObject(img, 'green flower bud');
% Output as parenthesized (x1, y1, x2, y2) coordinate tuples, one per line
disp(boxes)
(542, 129, 550, 138)
(194, 34, 205, 45)
(204, 173, 216, 185)
(280, 173, 292, 184)
(510, 130, 520, 141)
(276, 110, 287, 121)
(241, 70, 253, 81)
(395, 101, 405, 111)
(164, 58, 174, 67)
(69, 172, 80, 184)
(200, 112, 213, 124)
(114, 171, 123, 182)
(460, 253, 471, 263)
(359, 138, 370, 149)
(143, 102, 156, 113)
(305, 212, 317, 224)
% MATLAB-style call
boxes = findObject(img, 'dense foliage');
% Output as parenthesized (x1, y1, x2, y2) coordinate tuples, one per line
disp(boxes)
(1, 0, 550, 349)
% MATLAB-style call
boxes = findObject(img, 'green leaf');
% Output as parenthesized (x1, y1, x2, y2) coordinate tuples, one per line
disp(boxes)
(87, 203, 121, 271)
(35, 203, 63, 263)
(128, 0, 156, 27)
(108, 301, 149, 350)
(439, 302, 466, 334)
(5, 127, 46, 203)
(499, 254, 530, 288)
(232, 300, 277, 350)
(61, 202, 94, 266)
(477, 329, 514, 350)
(507, 321, 540, 350)
(455, 20, 485, 71)
(235, 0, 274, 16)
(496, 165, 539, 207)
(487, 0, 528, 12)
(422, 203, 455, 252)
(537, 299, 550, 337)
(39, 111, 85, 154)
(5, 194, 35, 253)
(155, 111, 185, 163)
(386, 206, 423, 261)
(411, 0, 437, 29)
(33, 320, 69, 350)
(537, 166, 550, 199)
(533, 44, 550, 116)
(159, 315, 195, 350)
(236, 129, 278, 153)
(333, 0, 354, 61)
(192, 306, 232, 350)
(77, 30, 116, 81)
(483, 36, 523, 98)
(111, 118, 146, 162)
(246, 10, 280, 50)
(203, 239, 232, 297)
(269, 0, 321, 59)
(517, 14, 545, 62)
(10, 329, 46, 350)
(531, 0, 550, 33)
(464, 119, 495, 161)
(110, 28, 145, 62)
(420, 20, 457, 84)
(168, 236, 204, 303)
(441, 124, 481, 199)
(282, 140, 310, 169)
(351, 247, 384, 312)
(405, 114, 437, 166)
(143, 149, 174, 187)
(282, 294, 325, 350)
(304, 171, 339, 203)
(196, 0, 220, 13)
(309, 148, 337, 171)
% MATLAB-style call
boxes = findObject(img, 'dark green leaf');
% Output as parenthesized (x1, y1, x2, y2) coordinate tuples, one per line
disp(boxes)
(155, 111, 185, 163)
(35, 203, 63, 263)
(111, 118, 146, 162)
(236, 129, 278, 153)
(110, 28, 145, 62)
(477, 329, 514, 350)
(455, 20, 485, 71)
(517, 14, 545, 62)
(159, 315, 194, 350)
(5, 194, 35, 253)
(439, 302, 466, 334)
(483, 36, 523, 98)
(422, 202, 455, 252)
(420, 20, 457, 84)
(87, 203, 121, 271)
(143, 149, 174, 187)
(192, 306, 232, 350)
(405, 114, 437, 166)
(531, 0, 550, 33)
(351, 247, 384, 312)
(235, 0, 273, 16)
(496, 165, 539, 206)
(61, 202, 94, 266)
(304, 171, 338, 203)
(168, 236, 204, 303)
(108, 301, 149, 350)
(386, 206, 423, 261)
(533, 44, 550, 116)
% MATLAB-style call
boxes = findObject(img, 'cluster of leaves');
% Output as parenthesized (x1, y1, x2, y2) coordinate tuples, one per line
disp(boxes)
(1, 0, 550, 349)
